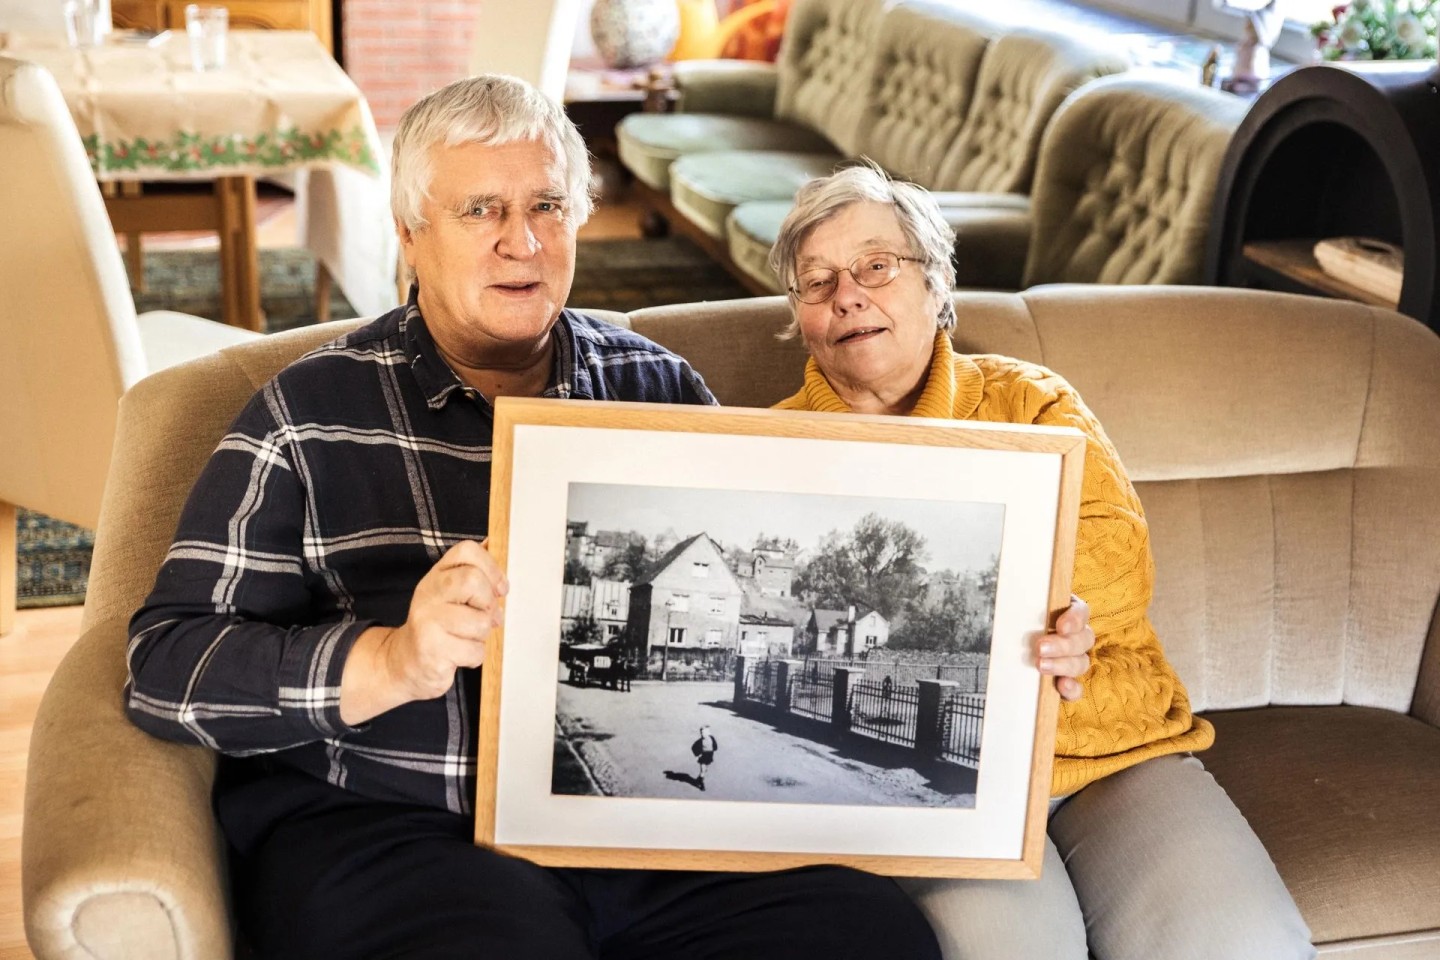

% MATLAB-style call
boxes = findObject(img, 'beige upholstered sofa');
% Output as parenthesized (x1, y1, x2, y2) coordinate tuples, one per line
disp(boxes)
(617, 0, 1128, 292)
(23, 288, 1440, 957)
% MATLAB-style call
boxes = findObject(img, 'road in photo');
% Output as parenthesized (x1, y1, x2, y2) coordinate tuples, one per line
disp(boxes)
(553, 680, 976, 807)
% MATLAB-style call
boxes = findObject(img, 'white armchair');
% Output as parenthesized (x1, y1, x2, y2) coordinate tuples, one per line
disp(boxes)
(0, 55, 260, 633)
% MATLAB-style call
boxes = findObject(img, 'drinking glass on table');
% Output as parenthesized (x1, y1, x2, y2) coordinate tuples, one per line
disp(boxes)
(63, 0, 105, 49)
(185, 4, 228, 71)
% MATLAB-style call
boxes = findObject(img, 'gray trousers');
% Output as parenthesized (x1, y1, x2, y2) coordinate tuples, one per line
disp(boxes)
(899, 754, 1316, 960)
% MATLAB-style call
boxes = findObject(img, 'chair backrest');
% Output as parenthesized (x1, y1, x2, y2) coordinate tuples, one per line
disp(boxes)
(0, 55, 146, 527)
(772, 0, 888, 156)
(467, 0, 579, 102)
(846, 1, 1000, 187)
(1022, 74, 1247, 288)
(932, 27, 1129, 194)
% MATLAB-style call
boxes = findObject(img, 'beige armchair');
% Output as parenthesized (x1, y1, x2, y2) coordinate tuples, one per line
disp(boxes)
(0, 56, 259, 633)
(23, 289, 1440, 957)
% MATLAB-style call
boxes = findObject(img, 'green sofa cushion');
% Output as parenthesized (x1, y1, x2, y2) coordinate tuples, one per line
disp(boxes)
(670, 150, 844, 239)
(616, 113, 835, 192)
(726, 200, 792, 294)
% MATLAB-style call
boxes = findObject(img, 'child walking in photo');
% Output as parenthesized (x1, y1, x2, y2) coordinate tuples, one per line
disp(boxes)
(691, 725, 718, 790)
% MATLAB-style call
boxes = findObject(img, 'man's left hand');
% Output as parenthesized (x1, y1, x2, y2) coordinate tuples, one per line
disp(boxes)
(1038, 595, 1095, 702)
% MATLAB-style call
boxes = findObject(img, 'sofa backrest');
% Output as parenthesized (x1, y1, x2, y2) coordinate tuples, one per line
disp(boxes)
(90, 290, 1440, 729)
(773, 0, 889, 156)
(847, 1, 999, 186)
(931, 28, 1129, 194)
(1022, 74, 1248, 287)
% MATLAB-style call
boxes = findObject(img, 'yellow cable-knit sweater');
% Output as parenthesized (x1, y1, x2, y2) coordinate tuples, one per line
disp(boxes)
(775, 330, 1214, 796)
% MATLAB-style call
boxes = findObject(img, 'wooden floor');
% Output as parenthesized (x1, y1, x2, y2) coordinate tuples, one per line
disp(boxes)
(2, 605, 80, 960)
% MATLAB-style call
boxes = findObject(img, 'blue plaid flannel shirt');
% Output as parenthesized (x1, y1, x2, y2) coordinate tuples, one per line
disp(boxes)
(126, 301, 715, 814)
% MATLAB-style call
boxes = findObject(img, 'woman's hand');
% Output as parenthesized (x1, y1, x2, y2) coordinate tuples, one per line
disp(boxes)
(1039, 595, 1095, 702)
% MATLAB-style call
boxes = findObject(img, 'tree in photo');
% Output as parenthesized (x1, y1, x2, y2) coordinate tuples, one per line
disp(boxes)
(889, 557, 1000, 653)
(600, 533, 652, 582)
(793, 513, 929, 619)
(563, 558, 593, 585)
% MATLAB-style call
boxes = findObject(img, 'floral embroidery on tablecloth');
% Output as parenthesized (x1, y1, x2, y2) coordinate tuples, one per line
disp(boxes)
(81, 126, 380, 176)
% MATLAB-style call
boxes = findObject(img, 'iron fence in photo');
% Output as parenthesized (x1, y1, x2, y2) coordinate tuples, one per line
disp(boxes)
(942, 694, 987, 766)
(849, 677, 920, 748)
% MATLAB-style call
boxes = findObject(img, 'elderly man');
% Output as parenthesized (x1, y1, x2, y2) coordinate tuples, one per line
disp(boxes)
(124, 75, 939, 960)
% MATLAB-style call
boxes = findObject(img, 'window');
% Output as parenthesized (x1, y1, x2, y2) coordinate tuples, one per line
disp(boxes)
(709, 596, 725, 615)
(865, 635, 879, 649)
(668, 626, 686, 645)
(691, 562, 710, 578)
(704, 629, 723, 648)
(1096, 0, 1193, 25)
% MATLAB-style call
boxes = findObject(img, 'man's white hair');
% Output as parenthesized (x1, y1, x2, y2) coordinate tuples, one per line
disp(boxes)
(391, 74, 594, 231)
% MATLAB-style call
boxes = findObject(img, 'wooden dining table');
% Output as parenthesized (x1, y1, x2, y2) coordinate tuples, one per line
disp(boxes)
(0, 29, 386, 330)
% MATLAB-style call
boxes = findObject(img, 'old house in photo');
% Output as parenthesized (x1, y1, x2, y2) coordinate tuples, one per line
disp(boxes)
(738, 613, 795, 658)
(735, 548, 798, 597)
(565, 521, 636, 575)
(626, 533, 744, 659)
(805, 606, 891, 658)
(560, 578, 631, 642)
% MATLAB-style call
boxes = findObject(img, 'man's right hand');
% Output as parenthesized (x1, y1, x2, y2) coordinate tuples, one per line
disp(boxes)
(341, 539, 509, 725)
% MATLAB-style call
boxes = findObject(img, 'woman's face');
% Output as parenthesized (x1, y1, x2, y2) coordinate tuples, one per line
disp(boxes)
(792, 202, 942, 407)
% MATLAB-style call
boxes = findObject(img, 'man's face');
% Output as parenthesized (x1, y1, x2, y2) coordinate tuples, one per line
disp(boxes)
(399, 138, 578, 361)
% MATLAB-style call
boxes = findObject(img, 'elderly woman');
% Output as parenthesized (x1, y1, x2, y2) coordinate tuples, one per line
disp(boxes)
(768, 165, 1316, 960)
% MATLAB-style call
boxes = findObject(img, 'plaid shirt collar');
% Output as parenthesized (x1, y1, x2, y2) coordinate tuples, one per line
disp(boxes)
(400, 288, 594, 411)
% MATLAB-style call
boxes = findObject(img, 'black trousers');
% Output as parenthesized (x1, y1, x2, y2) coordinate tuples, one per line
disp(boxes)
(217, 768, 941, 960)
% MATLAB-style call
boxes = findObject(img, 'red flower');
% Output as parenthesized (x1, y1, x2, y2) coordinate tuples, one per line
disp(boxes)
(115, 145, 128, 158)
(1332, 4, 1348, 19)
(211, 143, 224, 155)
(147, 145, 159, 157)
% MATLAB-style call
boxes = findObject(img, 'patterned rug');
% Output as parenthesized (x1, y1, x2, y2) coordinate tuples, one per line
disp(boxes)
(16, 238, 752, 608)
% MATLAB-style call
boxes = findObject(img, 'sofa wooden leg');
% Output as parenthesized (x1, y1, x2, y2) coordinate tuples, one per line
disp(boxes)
(640, 209, 670, 238)
(0, 500, 16, 637)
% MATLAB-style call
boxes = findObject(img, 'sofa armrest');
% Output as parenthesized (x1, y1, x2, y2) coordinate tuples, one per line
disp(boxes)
(941, 204, 1034, 290)
(672, 60, 779, 117)
(23, 617, 231, 960)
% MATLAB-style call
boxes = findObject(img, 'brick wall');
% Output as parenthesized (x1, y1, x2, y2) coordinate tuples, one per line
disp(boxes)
(344, 0, 751, 132)
(344, 0, 478, 132)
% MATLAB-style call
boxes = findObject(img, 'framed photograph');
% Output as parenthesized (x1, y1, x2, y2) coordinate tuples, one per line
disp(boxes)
(476, 399, 1086, 879)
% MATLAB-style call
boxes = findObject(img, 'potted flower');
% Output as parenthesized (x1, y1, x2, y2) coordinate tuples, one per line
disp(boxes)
(1311, 0, 1439, 60)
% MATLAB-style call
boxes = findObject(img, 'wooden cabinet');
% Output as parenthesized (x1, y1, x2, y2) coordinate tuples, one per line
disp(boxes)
(111, 0, 332, 53)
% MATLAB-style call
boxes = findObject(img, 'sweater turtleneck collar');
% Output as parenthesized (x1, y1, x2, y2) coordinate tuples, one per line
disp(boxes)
(796, 328, 984, 419)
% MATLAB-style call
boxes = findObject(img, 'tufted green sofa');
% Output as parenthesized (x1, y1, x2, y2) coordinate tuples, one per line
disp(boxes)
(617, 0, 1128, 293)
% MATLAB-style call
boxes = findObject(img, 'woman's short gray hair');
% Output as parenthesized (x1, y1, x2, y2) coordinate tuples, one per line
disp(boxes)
(768, 163, 957, 337)
(391, 74, 594, 232)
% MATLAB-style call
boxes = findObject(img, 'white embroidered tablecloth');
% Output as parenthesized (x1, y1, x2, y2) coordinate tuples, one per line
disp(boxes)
(1, 29, 399, 317)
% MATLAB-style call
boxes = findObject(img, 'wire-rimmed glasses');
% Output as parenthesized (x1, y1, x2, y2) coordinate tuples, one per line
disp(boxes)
(789, 252, 923, 304)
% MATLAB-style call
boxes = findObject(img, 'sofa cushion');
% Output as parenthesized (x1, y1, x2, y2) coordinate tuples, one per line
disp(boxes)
(1200, 706, 1440, 950)
(616, 113, 836, 191)
(1022, 76, 1247, 286)
(933, 28, 1129, 193)
(725, 200, 790, 294)
(775, 0, 889, 155)
(670, 150, 844, 238)
(850, 1, 997, 185)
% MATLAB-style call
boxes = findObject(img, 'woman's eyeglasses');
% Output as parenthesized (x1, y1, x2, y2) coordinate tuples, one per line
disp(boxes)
(789, 252, 922, 304)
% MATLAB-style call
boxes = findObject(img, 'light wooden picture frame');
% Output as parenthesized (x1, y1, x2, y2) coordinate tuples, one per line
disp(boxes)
(476, 398, 1086, 879)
